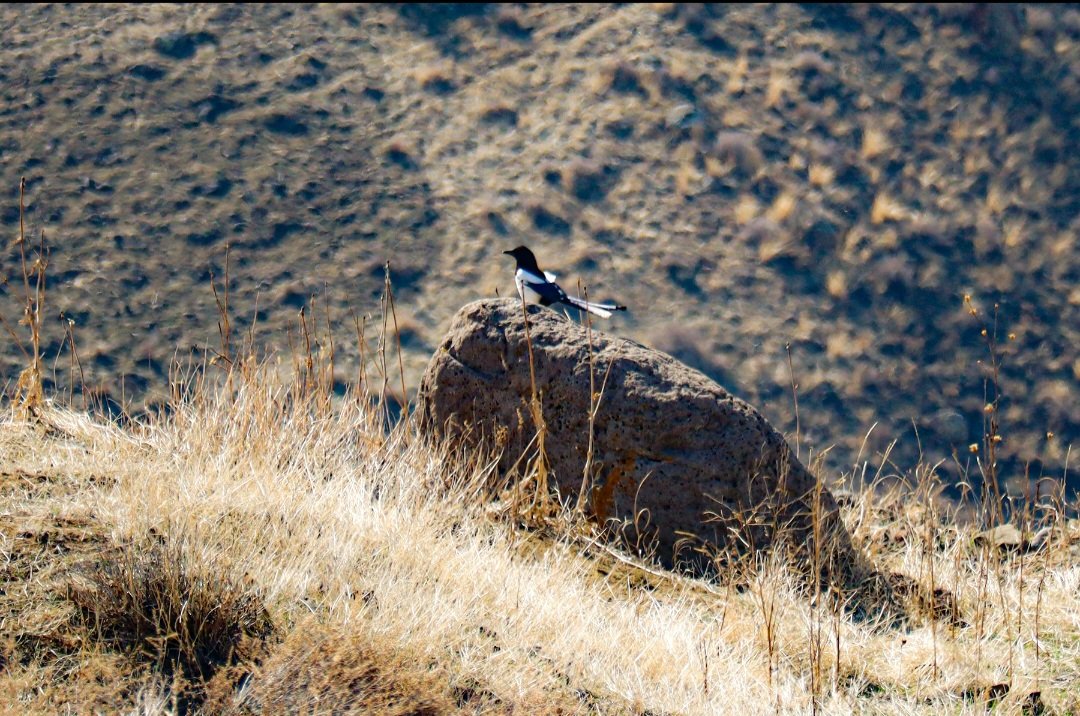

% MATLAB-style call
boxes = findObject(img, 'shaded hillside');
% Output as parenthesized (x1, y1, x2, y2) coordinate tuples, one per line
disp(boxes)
(2, 3, 1078, 488)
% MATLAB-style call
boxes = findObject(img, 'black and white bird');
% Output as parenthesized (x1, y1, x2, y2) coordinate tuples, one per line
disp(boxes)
(503, 245, 627, 318)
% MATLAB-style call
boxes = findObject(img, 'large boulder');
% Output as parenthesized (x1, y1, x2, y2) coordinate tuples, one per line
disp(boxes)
(416, 298, 852, 573)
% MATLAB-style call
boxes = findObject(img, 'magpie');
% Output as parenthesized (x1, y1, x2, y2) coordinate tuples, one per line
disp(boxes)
(503, 245, 627, 318)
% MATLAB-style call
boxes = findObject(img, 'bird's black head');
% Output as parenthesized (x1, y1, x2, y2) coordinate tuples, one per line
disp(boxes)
(503, 245, 540, 272)
(503, 245, 532, 260)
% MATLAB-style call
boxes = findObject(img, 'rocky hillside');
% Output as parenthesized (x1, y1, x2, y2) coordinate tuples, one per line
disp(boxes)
(2, 3, 1077, 489)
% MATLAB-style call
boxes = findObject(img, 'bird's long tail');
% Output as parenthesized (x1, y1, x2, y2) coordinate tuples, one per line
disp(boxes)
(564, 295, 627, 319)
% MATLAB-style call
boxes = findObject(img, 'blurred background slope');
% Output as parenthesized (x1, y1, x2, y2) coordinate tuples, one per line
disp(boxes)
(1, 3, 1077, 490)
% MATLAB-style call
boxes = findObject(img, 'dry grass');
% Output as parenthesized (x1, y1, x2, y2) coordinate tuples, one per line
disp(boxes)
(2, 353, 1079, 714)
(1, 180, 1076, 715)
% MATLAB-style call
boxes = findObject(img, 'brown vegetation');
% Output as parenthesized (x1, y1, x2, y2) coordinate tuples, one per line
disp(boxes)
(1, 4, 1077, 485)
(1, 198, 1078, 714)
(2, 3, 1078, 713)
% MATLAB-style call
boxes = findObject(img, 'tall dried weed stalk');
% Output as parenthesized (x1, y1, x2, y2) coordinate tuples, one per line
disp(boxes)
(8, 177, 48, 418)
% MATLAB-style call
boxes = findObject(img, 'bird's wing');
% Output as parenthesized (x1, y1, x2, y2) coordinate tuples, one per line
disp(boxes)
(544, 271, 558, 282)
(517, 267, 549, 286)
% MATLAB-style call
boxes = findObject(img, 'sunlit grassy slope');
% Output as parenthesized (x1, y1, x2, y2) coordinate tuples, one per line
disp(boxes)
(2, 358, 1078, 715)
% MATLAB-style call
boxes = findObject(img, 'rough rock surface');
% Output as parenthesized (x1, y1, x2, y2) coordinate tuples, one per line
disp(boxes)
(417, 298, 850, 571)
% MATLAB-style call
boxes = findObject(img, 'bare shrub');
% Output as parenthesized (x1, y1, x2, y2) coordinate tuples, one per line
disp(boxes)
(69, 538, 272, 710)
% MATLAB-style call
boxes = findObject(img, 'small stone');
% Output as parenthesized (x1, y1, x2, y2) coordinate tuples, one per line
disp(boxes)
(974, 523, 1023, 549)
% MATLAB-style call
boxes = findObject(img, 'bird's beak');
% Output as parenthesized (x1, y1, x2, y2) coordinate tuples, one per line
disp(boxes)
(502, 250, 512, 256)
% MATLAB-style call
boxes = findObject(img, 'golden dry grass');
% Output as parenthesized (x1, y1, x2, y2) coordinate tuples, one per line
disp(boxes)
(2, 359, 1079, 714)
(2, 182, 1077, 713)
(2, 5, 1077, 710)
